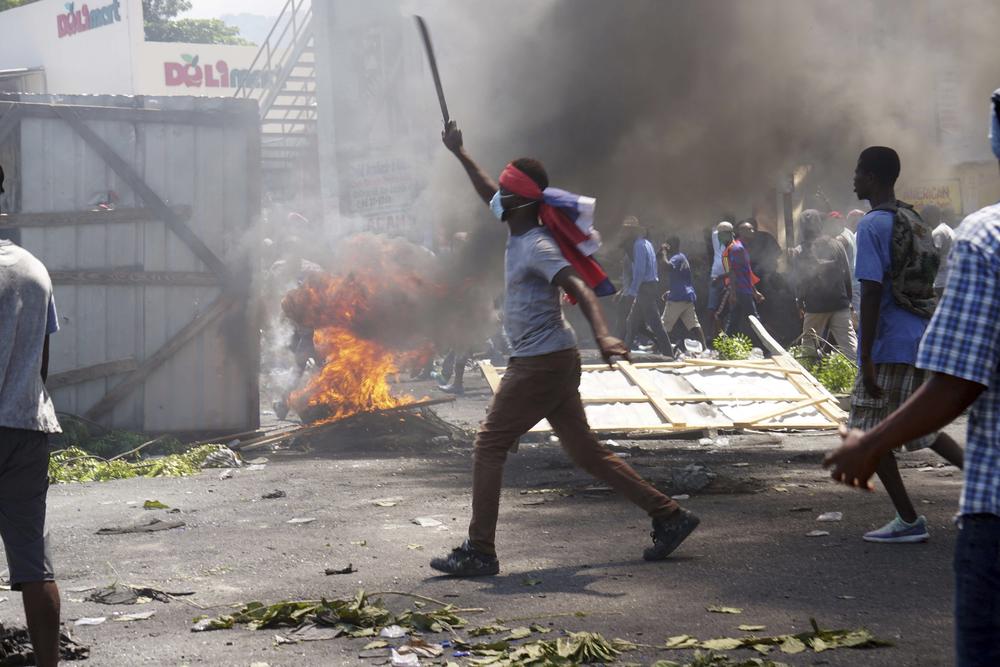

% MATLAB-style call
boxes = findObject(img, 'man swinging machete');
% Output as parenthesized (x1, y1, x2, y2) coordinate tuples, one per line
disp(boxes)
(428, 120, 700, 576)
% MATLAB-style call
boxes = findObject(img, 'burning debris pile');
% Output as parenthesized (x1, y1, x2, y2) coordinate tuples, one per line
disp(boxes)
(281, 271, 426, 423)
(275, 233, 487, 425)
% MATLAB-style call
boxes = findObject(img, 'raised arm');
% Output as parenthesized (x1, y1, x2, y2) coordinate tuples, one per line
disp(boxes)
(553, 267, 630, 367)
(442, 121, 498, 204)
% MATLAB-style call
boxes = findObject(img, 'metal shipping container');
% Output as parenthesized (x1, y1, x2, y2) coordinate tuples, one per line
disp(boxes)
(0, 94, 261, 435)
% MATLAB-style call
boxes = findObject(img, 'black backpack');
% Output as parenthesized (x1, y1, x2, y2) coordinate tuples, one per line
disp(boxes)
(869, 200, 939, 319)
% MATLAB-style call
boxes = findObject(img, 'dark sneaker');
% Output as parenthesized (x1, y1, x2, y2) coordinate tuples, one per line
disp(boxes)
(643, 509, 700, 561)
(438, 383, 465, 396)
(430, 540, 500, 577)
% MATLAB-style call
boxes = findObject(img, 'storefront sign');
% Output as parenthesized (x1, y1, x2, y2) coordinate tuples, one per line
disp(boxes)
(163, 54, 275, 90)
(57, 0, 121, 39)
(900, 180, 963, 216)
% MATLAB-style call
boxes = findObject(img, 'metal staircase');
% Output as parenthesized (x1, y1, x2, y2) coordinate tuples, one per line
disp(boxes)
(234, 0, 317, 182)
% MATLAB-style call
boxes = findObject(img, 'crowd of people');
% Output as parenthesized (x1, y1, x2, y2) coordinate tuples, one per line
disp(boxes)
(608, 197, 960, 367)
(1, 82, 999, 665)
(428, 86, 1000, 667)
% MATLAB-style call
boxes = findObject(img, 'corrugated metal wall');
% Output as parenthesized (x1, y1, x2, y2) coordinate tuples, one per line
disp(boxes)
(3, 95, 260, 433)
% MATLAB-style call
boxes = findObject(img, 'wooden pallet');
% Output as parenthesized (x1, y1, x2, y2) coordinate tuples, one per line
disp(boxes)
(478, 317, 847, 434)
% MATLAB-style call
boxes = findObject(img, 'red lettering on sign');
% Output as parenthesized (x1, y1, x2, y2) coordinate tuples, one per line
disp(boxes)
(164, 62, 186, 86)
(215, 61, 230, 88)
(204, 64, 220, 87)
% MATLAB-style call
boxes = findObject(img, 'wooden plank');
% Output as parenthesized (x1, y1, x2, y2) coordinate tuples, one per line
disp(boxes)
(615, 360, 688, 427)
(680, 358, 804, 373)
(52, 107, 233, 284)
(242, 102, 263, 431)
(580, 362, 685, 371)
(478, 361, 502, 392)
(85, 294, 238, 420)
(529, 420, 840, 434)
(0, 206, 192, 229)
(749, 316, 846, 423)
(579, 395, 808, 404)
(676, 358, 775, 367)
(50, 270, 220, 286)
(578, 360, 802, 374)
(734, 397, 828, 428)
(47, 359, 138, 390)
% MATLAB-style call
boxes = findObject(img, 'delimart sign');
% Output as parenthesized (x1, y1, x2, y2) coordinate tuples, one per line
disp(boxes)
(164, 54, 275, 90)
(57, 0, 122, 39)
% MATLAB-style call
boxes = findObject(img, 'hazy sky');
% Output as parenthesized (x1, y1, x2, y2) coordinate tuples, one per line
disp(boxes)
(181, 0, 284, 19)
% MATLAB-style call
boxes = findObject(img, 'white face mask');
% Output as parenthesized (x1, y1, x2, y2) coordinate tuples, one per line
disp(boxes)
(490, 190, 537, 222)
(489, 190, 505, 220)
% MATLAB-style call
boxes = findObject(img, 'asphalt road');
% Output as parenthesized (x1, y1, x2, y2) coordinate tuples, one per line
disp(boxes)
(0, 369, 966, 666)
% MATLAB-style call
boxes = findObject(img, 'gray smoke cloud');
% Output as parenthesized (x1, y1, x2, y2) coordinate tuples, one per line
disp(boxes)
(414, 0, 1000, 239)
(264, 0, 1000, 366)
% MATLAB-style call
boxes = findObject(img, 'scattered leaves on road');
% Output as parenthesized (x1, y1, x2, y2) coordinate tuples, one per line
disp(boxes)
(662, 619, 893, 658)
(707, 606, 743, 614)
(50, 444, 224, 484)
(113, 610, 156, 622)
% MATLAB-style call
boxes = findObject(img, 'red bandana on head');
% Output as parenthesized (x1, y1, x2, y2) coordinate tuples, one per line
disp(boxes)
(498, 164, 612, 301)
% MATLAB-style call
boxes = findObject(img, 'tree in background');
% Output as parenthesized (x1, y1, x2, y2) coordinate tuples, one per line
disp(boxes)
(144, 0, 251, 45)
(0, 0, 252, 45)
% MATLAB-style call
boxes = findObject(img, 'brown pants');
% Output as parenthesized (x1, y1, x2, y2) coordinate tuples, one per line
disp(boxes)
(468, 348, 678, 555)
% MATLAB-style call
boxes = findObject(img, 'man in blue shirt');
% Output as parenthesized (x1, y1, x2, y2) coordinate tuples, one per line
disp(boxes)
(660, 235, 706, 349)
(622, 218, 674, 358)
(825, 92, 1000, 666)
(845, 146, 963, 544)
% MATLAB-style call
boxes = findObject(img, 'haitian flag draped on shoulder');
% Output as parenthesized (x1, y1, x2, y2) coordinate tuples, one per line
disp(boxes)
(498, 164, 616, 299)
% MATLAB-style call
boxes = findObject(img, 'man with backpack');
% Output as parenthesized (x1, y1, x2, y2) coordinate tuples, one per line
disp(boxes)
(825, 89, 1000, 666)
(848, 146, 963, 543)
(790, 209, 857, 362)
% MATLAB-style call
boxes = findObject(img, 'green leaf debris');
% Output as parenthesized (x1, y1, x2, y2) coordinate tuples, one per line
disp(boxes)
(49, 445, 226, 484)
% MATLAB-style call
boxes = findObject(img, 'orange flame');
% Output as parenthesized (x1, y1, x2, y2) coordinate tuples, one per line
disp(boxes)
(288, 326, 413, 423)
(283, 271, 424, 423)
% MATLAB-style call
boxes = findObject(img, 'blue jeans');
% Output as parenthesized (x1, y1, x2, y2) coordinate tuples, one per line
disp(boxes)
(955, 514, 1000, 667)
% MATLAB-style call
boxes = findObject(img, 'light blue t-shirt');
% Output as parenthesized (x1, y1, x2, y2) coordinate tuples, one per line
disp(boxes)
(854, 210, 929, 365)
(504, 227, 577, 357)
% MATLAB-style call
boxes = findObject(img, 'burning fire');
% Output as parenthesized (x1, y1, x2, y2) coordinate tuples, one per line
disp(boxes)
(282, 268, 425, 423)
(289, 326, 413, 423)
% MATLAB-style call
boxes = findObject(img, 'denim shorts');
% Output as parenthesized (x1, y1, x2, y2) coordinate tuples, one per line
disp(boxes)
(0, 427, 54, 589)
